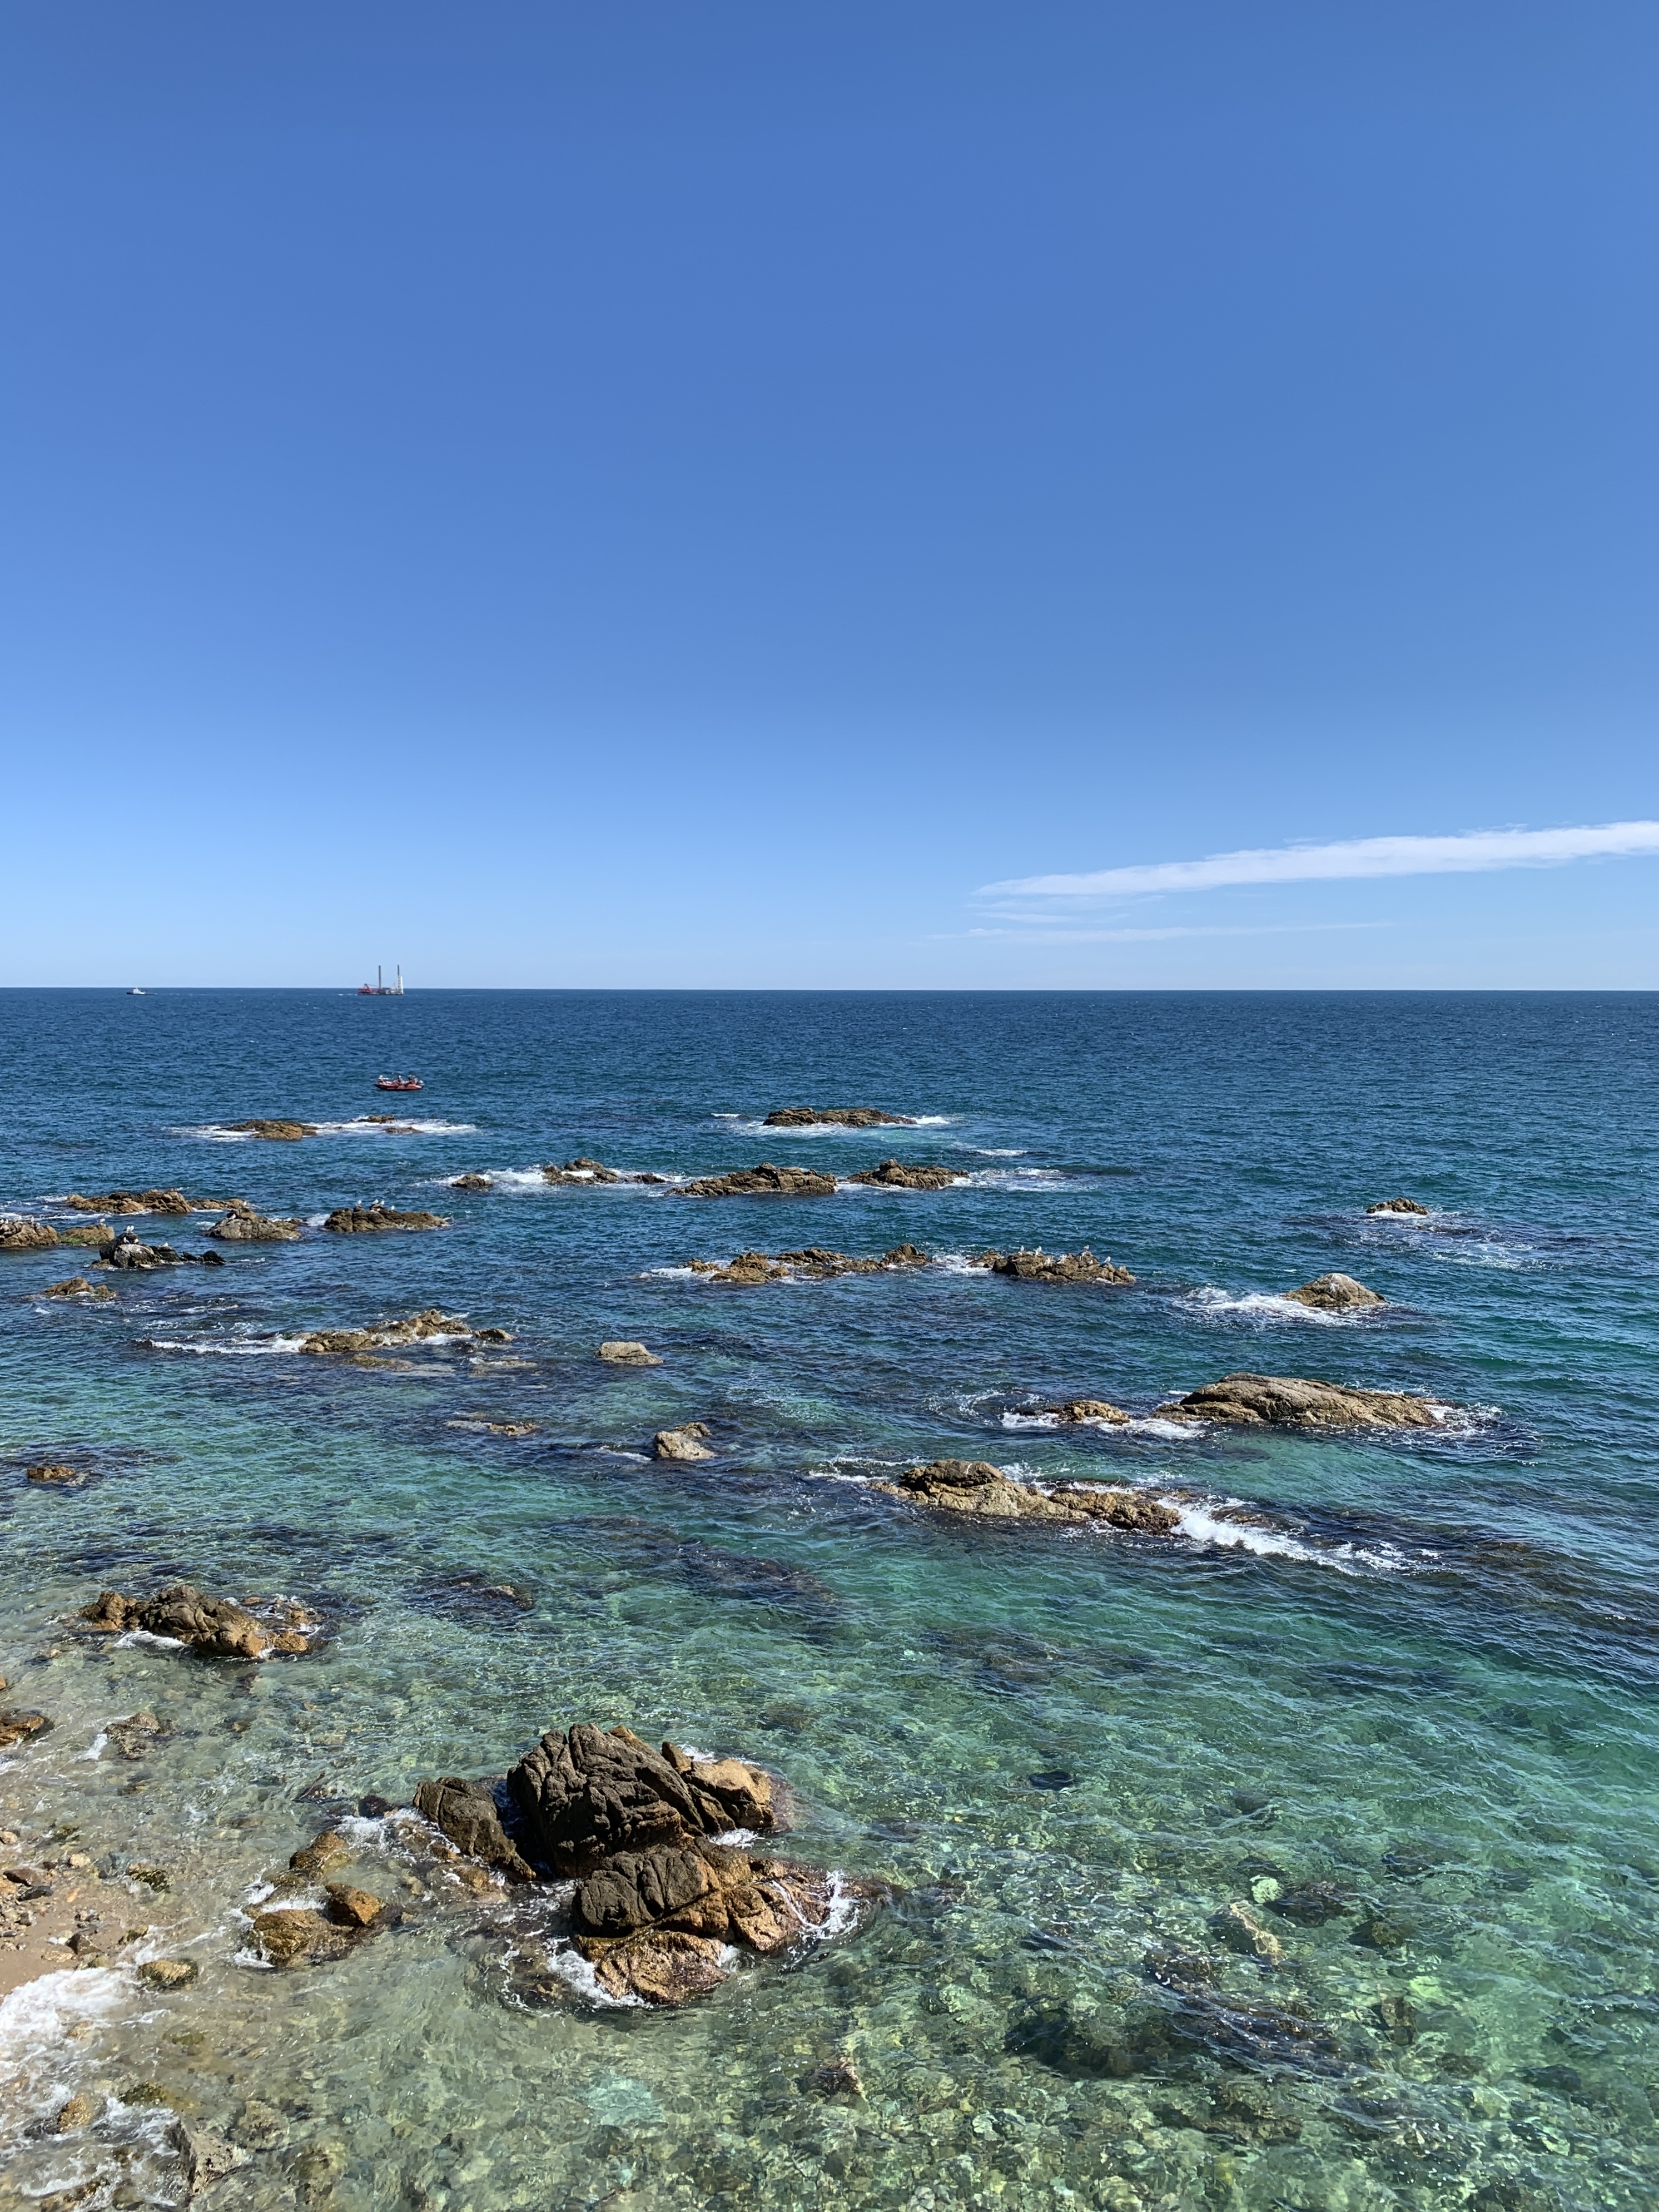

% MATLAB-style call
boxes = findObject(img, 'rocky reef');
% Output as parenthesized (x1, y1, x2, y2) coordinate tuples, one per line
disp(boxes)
(688, 1244, 927, 1284)
(40, 1277, 116, 1301)
(674, 1164, 837, 1199)
(875, 1459, 1178, 1531)
(1164, 1372, 1443, 1428)
(61, 1189, 206, 1215)
(299, 1309, 510, 1357)
(847, 1160, 961, 1190)
(762, 1107, 915, 1128)
(982, 1248, 1134, 1284)
(1367, 1197, 1429, 1216)
(224, 1120, 317, 1140)
(0, 1216, 58, 1251)
(207, 1201, 302, 1242)
(542, 1158, 668, 1187)
(1044, 1397, 1130, 1424)
(451, 1173, 493, 1191)
(78, 1583, 318, 1658)
(1283, 1272, 1384, 1311)
(321, 1204, 450, 1233)
(101, 1231, 224, 1270)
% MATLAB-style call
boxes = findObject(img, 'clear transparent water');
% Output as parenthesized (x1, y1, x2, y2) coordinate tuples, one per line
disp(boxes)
(0, 990, 1654, 2211)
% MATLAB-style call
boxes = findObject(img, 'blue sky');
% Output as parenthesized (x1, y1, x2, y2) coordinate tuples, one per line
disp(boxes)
(2, 3, 1653, 988)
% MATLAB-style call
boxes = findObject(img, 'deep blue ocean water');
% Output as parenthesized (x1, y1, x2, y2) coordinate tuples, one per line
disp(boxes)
(0, 989, 1654, 2212)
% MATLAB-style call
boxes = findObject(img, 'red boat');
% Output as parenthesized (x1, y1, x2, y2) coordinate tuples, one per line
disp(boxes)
(375, 1075, 424, 1092)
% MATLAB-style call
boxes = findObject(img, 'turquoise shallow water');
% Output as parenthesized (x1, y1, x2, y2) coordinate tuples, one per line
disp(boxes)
(0, 989, 1655, 2212)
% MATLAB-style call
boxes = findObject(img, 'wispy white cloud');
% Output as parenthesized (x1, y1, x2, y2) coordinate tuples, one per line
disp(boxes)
(981, 821, 1659, 901)
(961, 921, 1393, 945)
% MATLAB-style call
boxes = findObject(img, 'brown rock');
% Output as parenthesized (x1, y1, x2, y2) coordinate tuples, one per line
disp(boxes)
(91, 1583, 274, 1658)
(652, 1422, 714, 1461)
(506, 1721, 777, 1876)
(225, 1120, 316, 1140)
(575, 1844, 718, 1936)
(848, 1159, 960, 1190)
(598, 1340, 663, 1364)
(0, 1709, 53, 1750)
(411, 1777, 538, 1882)
(1283, 1272, 1385, 1311)
(300, 1308, 473, 1356)
(451, 1174, 493, 1191)
(108, 1710, 165, 1758)
(1163, 1372, 1442, 1428)
(249, 1907, 351, 1966)
(585, 1928, 731, 2004)
(207, 1203, 302, 1242)
(877, 1460, 1178, 1532)
(693, 1244, 930, 1284)
(1046, 1398, 1131, 1424)
(1209, 1903, 1285, 1961)
(41, 1278, 116, 1300)
(321, 1206, 448, 1234)
(287, 1829, 351, 1879)
(0, 1216, 58, 1251)
(58, 1223, 117, 1246)
(61, 1189, 194, 1215)
(27, 1462, 90, 1485)
(127, 1861, 171, 1891)
(1367, 1197, 1429, 1216)
(170, 2116, 250, 2197)
(689, 1251, 788, 1284)
(674, 1163, 838, 1199)
(56, 2092, 97, 2131)
(542, 1157, 623, 1184)
(136, 1956, 198, 1990)
(763, 1107, 915, 1128)
(982, 1247, 1134, 1284)
(325, 1883, 385, 1928)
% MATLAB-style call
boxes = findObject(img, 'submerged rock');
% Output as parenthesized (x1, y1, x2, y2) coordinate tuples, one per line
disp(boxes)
(982, 1248, 1134, 1284)
(1045, 1398, 1130, 1424)
(169, 2116, 249, 2197)
(108, 1710, 166, 1758)
(1208, 1902, 1285, 1960)
(652, 1422, 714, 1461)
(0, 1708, 52, 1752)
(0, 1217, 58, 1251)
(847, 1159, 960, 1190)
(689, 1244, 927, 1284)
(763, 1107, 915, 1128)
(225, 1120, 316, 1140)
(1367, 1197, 1429, 1216)
(321, 1204, 449, 1233)
(506, 1722, 778, 1876)
(249, 1906, 354, 1966)
(62, 1189, 197, 1215)
(1164, 1372, 1443, 1429)
(207, 1202, 302, 1242)
(543, 1157, 623, 1184)
(451, 1173, 493, 1191)
(27, 1462, 90, 1486)
(1283, 1272, 1385, 1311)
(78, 1583, 317, 1659)
(674, 1163, 837, 1199)
(876, 1460, 1178, 1531)
(41, 1277, 116, 1300)
(300, 1309, 503, 1356)
(598, 1340, 662, 1364)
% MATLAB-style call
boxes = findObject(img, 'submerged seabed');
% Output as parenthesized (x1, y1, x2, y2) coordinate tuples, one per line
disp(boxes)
(0, 989, 1655, 2212)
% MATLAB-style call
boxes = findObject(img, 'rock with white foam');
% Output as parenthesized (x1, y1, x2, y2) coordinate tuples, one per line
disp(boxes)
(1164, 1373, 1441, 1429)
(1282, 1273, 1385, 1311)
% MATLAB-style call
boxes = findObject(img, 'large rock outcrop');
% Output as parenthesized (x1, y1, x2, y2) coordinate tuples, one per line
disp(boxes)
(848, 1160, 961, 1190)
(688, 1244, 927, 1285)
(506, 1723, 777, 1876)
(598, 1340, 662, 1365)
(1283, 1273, 1384, 1311)
(1163, 1373, 1443, 1428)
(674, 1164, 837, 1199)
(543, 1158, 623, 1184)
(763, 1107, 915, 1128)
(0, 1217, 58, 1251)
(79, 1583, 317, 1658)
(982, 1248, 1134, 1284)
(102, 1232, 223, 1270)
(208, 1202, 302, 1242)
(1045, 1398, 1130, 1425)
(41, 1277, 115, 1301)
(321, 1205, 449, 1233)
(226, 1121, 317, 1140)
(573, 1844, 838, 2003)
(652, 1422, 714, 1461)
(62, 1189, 197, 1215)
(300, 1309, 509, 1356)
(875, 1460, 1178, 1531)
(413, 1777, 539, 1882)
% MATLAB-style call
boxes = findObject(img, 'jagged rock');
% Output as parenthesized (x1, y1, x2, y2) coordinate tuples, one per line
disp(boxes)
(804, 2057, 865, 2098)
(41, 1277, 116, 1300)
(0, 1709, 52, 1751)
(169, 2116, 249, 2197)
(652, 1422, 714, 1461)
(1367, 1197, 1428, 1216)
(412, 1777, 538, 1882)
(1208, 1902, 1285, 1960)
(300, 1308, 484, 1356)
(78, 1583, 314, 1659)
(1046, 1398, 1130, 1424)
(101, 1231, 222, 1270)
(58, 1222, 116, 1246)
(207, 1203, 302, 1242)
(599, 1340, 662, 1364)
(108, 1710, 165, 1758)
(325, 1883, 386, 1928)
(876, 1460, 1178, 1532)
(574, 1846, 850, 2001)
(0, 1217, 58, 1250)
(62, 1189, 195, 1215)
(451, 1174, 493, 1191)
(674, 1163, 837, 1199)
(136, 1957, 197, 1990)
(543, 1157, 622, 1184)
(27, 1462, 90, 1485)
(691, 1245, 928, 1284)
(763, 1107, 915, 1128)
(848, 1159, 960, 1189)
(248, 1908, 353, 1966)
(506, 1722, 777, 1876)
(225, 1120, 316, 1140)
(982, 1248, 1134, 1284)
(321, 1205, 449, 1233)
(1164, 1373, 1442, 1428)
(287, 1830, 351, 1881)
(1283, 1272, 1384, 1311)
(587, 1927, 730, 2003)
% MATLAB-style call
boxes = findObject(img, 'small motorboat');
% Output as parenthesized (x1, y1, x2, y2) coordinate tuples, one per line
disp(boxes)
(375, 1074, 424, 1092)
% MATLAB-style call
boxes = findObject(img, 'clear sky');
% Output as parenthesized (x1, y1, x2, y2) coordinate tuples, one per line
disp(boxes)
(2, 3, 1654, 988)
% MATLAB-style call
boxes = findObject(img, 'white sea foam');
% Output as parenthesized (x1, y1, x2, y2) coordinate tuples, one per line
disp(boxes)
(1124, 1416, 1201, 1440)
(181, 1118, 475, 1142)
(1182, 1286, 1350, 1326)
(544, 1939, 644, 2007)
(78, 1730, 108, 1761)
(1171, 1499, 1412, 1576)
(0, 1963, 127, 2065)
(958, 1165, 1067, 1192)
(140, 1333, 309, 1357)
(969, 1147, 1028, 1157)
(112, 1629, 186, 1650)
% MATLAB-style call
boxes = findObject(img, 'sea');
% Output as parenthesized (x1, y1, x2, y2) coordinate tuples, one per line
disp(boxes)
(0, 988, 1654, 2212)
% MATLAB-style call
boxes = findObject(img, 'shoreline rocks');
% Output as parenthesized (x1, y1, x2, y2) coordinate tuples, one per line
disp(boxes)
(207, 1202, 303, 1242)
(78, 1583, 319, 1659)
(674, 1163, 837, 1199)
(688, 1244, 927, 1285)
(875, 1459, 1178, 1531)
(0, 1217, 58, 1251)
(982, 1248, 1134, 1284)
(1283, 1272, 1384, 1311)
(321, 1205, 449, 1233)
(847, 1159, 960, 1190)
(652, 1422, 714, 1461)
(763, 1107, 916, 1128)
(300, 1308, 509, 1356)
(1163, 1372, 1443, 1429)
